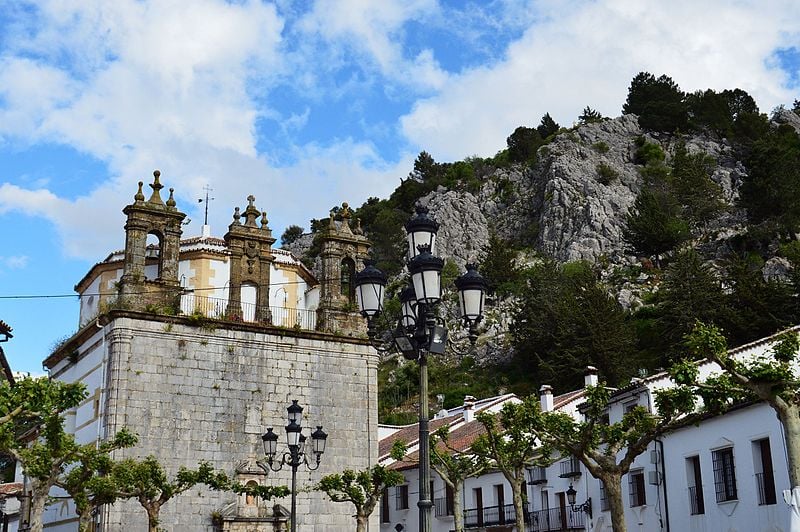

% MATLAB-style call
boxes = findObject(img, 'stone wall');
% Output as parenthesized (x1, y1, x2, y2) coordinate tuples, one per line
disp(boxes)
(102, 315, 378, 531)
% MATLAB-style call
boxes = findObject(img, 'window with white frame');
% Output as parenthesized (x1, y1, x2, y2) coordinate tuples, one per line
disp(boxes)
(395, 484, 409, 510)
(628, 469, 646, 507)
(712, 447, 737, 503)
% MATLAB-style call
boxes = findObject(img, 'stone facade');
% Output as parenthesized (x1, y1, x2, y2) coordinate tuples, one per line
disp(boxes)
(41, 174, 378, 531)
(63, 313, 379, 531)
(224, 196, 276, 322)
(316, 203, 370, 336)
(119, 171, 187, 311)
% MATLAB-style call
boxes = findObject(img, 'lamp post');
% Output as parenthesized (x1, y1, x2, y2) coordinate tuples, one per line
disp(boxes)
(566, 484, 592, 519)
(259, 400, 328, 532)
(354, 205, 488, 532)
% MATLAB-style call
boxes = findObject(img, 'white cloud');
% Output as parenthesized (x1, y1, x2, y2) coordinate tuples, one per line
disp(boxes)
(401, 0, 800, 160)
(296, 0, 448, 91)
(0, 255, 29, 269)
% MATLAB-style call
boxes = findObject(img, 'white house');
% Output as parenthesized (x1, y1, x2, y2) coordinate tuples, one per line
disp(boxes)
(380, 328, 797, 532)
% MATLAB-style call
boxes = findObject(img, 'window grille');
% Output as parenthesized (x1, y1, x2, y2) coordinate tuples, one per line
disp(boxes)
(712, 447, 737, 503)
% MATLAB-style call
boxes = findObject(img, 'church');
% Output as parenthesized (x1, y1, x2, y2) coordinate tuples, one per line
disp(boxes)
(42, 170, 379, 531)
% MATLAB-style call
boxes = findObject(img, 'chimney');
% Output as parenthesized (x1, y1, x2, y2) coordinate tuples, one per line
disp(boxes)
(539, 385, 554, 412)
(584, 366, 599, 388)
(463, 395, 476, 422)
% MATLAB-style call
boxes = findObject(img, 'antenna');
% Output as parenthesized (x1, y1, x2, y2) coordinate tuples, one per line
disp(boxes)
(197, 185, 215, 226)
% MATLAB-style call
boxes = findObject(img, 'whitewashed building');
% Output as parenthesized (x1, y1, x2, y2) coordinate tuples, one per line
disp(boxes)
(380, 329, 797, 532)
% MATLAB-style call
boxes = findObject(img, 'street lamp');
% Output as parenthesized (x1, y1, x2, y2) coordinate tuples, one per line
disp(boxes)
(566, 484, 592, 519)
(259, 400, 328, 532)
(354, 204, 488, 532)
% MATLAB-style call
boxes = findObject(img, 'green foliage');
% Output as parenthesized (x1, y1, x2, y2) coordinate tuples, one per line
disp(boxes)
(60, 428, 138, 531)
(280, 225, 304, 247)
(316, 465, 404, 529)
(537, 113, 560, 139)
(591, 141, 610, 153)
(510, 260, 640, 391)
(668, 142, 725, 225)
(633, 138, 666, 166)
(478, 233, 523, 296)
(623, 72, 688, 132)
(647, 249, 727, 365)
(472, 398, 545, 532)
(579, 106, 604, 123)
(596, 162, 619, 184)
(623, 188, 690, 263)
(740, 124, 800, 236)
(506, 126, 543, 163)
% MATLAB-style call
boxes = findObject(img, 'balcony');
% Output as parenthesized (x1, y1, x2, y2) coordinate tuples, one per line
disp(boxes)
(559, 458, 582, 478)
(464, 503, 520, 528)
(530, 507, 585, 532)
(179, 294, 317, 330)
(529, 466, 547, 485)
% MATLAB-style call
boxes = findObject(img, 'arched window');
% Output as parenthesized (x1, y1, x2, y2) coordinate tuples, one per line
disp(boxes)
(340, 258, 355, 302)
(145, 232, 163, 280)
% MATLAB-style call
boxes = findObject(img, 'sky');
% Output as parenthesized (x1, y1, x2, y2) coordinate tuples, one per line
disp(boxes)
(0, 0, 799, 375)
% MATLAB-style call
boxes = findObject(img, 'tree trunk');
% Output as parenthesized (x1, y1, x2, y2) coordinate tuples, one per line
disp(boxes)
(512, 478, 526, 532)
(355, 514, 368, 532)
(453, 481, 465, 532)
(601, 473, 627, 532)
(77, 507, 94, 532)
(27, 482, 50, 532)
(778, 403, 800, 488)
(144, 502, 161, 532)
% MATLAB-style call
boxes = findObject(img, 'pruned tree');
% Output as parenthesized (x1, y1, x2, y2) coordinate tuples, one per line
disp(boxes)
(522, 385, 698, 532)
(316, 465, 404, 532)
(671, 322, 800, 495)
(108, 457, 282, 532)
(471, 399, 547, 532)
(0, 376, 87, 532)
(58, 428, 138, 532)
(430, 426, 487, 532)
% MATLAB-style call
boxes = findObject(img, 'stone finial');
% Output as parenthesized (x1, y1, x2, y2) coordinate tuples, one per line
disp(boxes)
(166, 188, 176, 208)
(353, 217, 363, 235)
(260, 211, 269, 229)
(148, 170, 165, 204)
(232, 207, 242, 225)
(328, 212, 336, 229)
(340, 202, 352, 219)
(134, 181, 145, 202)
(247, 195, 256, 208)
(243, 195, 260, 227)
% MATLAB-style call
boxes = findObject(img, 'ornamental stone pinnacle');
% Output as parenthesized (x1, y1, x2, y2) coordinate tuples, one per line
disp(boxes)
(134, 181, 145, 202)
(148, 170, 165, 204)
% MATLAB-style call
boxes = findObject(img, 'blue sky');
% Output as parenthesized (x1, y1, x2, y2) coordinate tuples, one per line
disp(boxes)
(1, 0, 799, 374)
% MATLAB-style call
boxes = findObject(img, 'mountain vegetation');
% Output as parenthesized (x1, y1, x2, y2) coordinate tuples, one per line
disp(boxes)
(285, 72, 800, 424)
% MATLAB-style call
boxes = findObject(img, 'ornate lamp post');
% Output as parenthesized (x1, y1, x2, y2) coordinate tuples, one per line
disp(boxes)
(566, 484, 593, 519)
(354, 205, 488, 532)
(259, 400, 328, 532)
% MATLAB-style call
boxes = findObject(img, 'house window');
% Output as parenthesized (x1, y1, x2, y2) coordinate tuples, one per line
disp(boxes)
(599, 481, 610, 511)
(381, 488, 390, 523)
(686, 455, 705, 515)
(712, 447, 737, 502)
(624, 401, 638, 414)
(445, 483, 455, 516)
(628, 470, 646, 507)
(396, 484, 409, 510)
(753, 438, 777, 505)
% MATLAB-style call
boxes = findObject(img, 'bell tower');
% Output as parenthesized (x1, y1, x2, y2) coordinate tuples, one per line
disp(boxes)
(224, 195, 276, 322)
(118, 170, 186, 310)
(317, 203, 371, 335)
